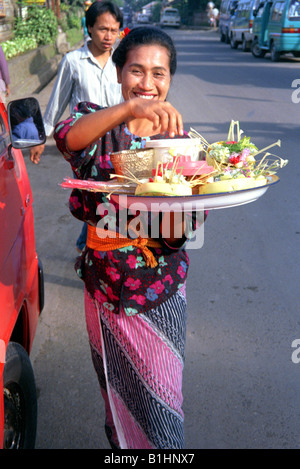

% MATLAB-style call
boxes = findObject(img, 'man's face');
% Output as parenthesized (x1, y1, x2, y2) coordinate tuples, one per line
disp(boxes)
(88, 12, 120, 54)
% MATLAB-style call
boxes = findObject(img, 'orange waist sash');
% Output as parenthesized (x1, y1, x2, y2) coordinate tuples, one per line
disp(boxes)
(86, 225, 161, 268)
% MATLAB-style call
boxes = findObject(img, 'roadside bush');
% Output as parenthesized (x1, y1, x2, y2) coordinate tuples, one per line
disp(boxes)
(2, 36, 38, 59)
(67, 13, 81, 30)
(152, 2, 162, 22)
(66, 28, 83, 47)
(14, 6, 58, 46)
(2, 5, 58, 59)
(58, 4, 82, 33)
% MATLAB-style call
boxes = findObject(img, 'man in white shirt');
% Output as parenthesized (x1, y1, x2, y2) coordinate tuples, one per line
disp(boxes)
(30, 1, 123, 164)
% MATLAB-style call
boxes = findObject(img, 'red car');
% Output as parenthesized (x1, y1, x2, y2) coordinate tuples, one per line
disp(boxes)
(0, 97, 45, 449)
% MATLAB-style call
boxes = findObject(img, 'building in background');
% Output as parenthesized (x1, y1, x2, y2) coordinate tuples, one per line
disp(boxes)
(0, 0, 15, 42)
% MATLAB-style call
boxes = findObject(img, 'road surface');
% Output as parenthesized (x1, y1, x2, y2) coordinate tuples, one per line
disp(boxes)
(22, 29, 300, 449)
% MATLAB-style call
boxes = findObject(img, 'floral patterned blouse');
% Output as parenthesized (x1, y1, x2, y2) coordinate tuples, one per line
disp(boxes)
(54, 102, 194, 316)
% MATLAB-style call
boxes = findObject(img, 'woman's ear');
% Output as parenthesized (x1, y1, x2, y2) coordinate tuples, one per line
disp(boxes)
(116, 66, 122, 84)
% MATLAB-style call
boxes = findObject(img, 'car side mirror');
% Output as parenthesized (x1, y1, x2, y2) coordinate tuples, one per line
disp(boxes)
(7, 97, 46, 149)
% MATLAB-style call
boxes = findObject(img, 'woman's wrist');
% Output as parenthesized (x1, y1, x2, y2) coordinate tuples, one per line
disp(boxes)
(162, 235, 187, 250)
(160, 211, 187, 249)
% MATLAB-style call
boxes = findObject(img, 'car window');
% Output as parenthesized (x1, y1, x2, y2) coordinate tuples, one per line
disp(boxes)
(271, 1, 285, 20)
(242, 1, 252, 17)
(0, 116, 4, 135)
(253, 0, 262, 12)
(288, 0, 300, 18)
(167, 10, 178, 16)
(255, 2, 265, 17)
(220, 0, 230, 14)
(277, 2, 285, 20)
(231, 0, 240, 14)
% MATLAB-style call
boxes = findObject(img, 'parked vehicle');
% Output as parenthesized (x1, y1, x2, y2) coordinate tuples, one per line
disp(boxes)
(229, 0, 261, 50)
(137, 12, 150, 24)
(219, 0, 239, 42)
(160, 7, 181, 28)
(251, 0, 300, 61)
(0, 97, 45, 449)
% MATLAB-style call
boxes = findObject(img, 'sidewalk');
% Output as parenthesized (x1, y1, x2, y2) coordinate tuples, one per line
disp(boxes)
(30, 75, 57, 115)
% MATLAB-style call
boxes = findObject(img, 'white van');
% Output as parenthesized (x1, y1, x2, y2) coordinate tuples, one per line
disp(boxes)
(137, 12, 150, 23)
(160, 8, 181, 28)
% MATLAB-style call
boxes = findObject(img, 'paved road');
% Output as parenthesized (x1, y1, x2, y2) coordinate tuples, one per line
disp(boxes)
(24, 29, 300, 449)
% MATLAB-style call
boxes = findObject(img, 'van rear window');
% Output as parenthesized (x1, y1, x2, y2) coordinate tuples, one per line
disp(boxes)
(165, 10, 178, 16)
(289, 0, 300, 19)
(272, 1, 285, 21)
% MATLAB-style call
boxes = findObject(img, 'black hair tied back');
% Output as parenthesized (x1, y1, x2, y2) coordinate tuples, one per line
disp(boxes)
(112, 26, 177, 76)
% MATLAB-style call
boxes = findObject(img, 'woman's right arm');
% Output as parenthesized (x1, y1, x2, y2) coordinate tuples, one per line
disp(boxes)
(65, 101, 132, 151)
(65, 98, 184, 152)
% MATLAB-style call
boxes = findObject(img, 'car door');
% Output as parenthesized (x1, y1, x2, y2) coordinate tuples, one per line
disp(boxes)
(268, 1, 285, 46)
(0, 102, 32, 343)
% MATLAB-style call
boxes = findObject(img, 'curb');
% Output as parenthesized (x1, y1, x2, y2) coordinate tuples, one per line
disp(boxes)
(9, 40, 83, 101)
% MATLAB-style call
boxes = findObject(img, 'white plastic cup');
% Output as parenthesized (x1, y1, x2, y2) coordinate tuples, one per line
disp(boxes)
(145, 138, 201, 167)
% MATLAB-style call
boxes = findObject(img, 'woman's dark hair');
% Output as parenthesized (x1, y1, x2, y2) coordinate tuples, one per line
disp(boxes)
(112, 26, 177, 76)
(86, 1, 123, 33)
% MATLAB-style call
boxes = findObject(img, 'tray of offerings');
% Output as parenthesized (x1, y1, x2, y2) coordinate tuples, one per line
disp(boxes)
(61, 121, 287, 213)
(110, 175, 279, 212)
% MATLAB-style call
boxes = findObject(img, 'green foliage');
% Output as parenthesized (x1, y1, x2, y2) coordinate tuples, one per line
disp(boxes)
(14, 5, 58, 46)
(2, 36, 38, 59)
(151, 1, 162, 22)
(60, 3, 70, 12)
(58, 16, 68, 33)
(58, 3, 82, 32)
(65, 27, 83, 47)
(63, 0, 85, 7)
(67, 13, 81, 30)
(113, 0, 124, 7)
(2, 5, 58, 59)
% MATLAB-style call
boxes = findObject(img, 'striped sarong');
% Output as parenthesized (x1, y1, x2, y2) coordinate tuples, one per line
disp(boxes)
(84, 285, 187, 449)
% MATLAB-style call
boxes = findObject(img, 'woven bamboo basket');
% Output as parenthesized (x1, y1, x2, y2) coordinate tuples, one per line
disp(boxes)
(110, 148, 154, 181)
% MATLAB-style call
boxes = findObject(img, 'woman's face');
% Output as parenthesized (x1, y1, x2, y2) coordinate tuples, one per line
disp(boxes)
(117, 45, 171, 102)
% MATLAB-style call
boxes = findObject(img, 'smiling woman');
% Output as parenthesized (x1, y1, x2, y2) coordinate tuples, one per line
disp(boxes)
(117, 45, 171, 100)
(54, 26, 198, 450)
(63, 27, 182, 151)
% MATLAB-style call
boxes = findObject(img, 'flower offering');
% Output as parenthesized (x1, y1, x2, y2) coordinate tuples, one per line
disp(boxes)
(196, 120, 288, 194)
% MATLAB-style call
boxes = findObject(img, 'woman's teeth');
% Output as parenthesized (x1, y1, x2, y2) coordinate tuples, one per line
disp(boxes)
(136, 94, 154, 99)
